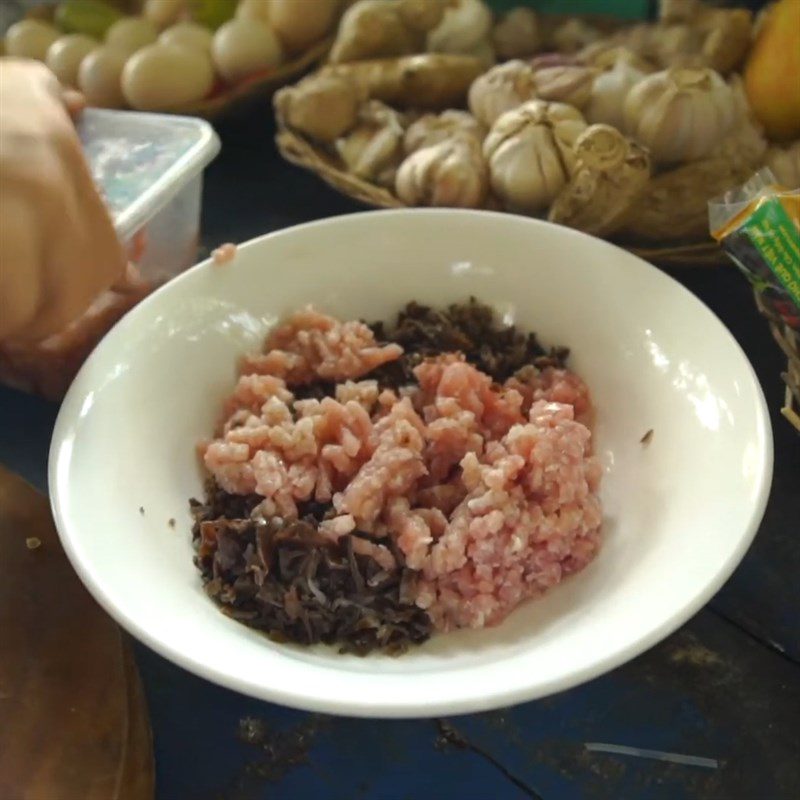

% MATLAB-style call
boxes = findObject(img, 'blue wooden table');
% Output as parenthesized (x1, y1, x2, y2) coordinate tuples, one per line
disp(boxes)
(2, 115, 798, 800)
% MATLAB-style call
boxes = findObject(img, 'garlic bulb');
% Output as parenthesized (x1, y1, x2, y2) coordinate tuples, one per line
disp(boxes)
(396, 136, 488, 208)
(275, 73, 365, 143)
(483, 100, 587, 214)
(651, 25, 704, 69)
(330, 0, 418, 63)
(492, 7, 540, 60)
(460, 38, 496, 68)
(717, 74, 767, 167)
(623, 67, 736, 165)
(659, 0, 702, 24)
(765, 142, 800, 189)
(585, 51, 647, 130)
(548, 123, 650, 236)
(468, 60, 537, 128)
(550, 18, 601, 54)
(336, 101, 406, 187)
(427, 0, 492, 55)
(530, 52, 582, 70)
(469, 60, 595, 128)
(397, 0, 446, 33)
(532, 65, 596, 109)
(404, 110, 485, 154)
(581, 44, 654, 74)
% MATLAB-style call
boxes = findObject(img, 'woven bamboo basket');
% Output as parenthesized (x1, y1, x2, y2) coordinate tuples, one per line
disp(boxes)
(26, 4, 334, 121)
(271, 4, 760, 268)
(275, 124, 726, 268)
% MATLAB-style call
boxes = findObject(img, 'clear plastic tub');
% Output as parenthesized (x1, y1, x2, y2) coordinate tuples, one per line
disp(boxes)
(77, 109, 221, 281)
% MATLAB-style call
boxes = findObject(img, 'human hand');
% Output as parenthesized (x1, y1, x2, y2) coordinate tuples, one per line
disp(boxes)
(0, 263, 153, 400)
(0, 59, 126, 342)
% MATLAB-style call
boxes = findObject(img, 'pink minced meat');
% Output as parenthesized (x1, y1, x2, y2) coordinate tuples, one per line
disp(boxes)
(201, 310, 602, 632)
(240, 307, 403, 384)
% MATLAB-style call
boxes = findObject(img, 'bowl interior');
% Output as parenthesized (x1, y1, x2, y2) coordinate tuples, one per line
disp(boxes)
(50, 211, 772, 716)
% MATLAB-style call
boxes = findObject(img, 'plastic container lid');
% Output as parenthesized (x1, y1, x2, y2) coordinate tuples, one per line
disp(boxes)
(77, 109, 221, 241)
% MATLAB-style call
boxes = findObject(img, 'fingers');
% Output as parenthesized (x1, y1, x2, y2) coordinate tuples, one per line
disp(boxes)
(0, 59, 124, 343)
(61, 88, 87, 119)
(0, 195, 43, 340)
(16, 135, 126, 342)
(111, 262, 150, 295)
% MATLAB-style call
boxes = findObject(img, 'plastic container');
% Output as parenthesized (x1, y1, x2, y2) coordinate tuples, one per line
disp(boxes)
(77, 109, 221, 281)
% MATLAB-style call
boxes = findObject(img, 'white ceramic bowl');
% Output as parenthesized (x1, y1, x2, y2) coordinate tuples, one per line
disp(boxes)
(50, 211, 772, 717)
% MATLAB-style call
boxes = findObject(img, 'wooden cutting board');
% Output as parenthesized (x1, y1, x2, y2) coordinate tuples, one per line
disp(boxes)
(0, 465, 155, 800)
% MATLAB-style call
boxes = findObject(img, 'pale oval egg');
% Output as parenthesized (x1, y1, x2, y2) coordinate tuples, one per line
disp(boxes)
(78, 45, 128, 108)
(121, 42, 214, 110)
(235, 0, 269, 23)
(268, 0, 338, 54)
(158, 21, 213, 54)
(143, 0, 185, 30)
(105, 17, 158, 54)
(211, 17, 283, 83)
(46, 34, 98, 88)
(4, 19, 60, 61)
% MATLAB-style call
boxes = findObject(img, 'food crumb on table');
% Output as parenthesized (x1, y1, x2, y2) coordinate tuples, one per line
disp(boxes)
(168, 518, 176, 528)
(640, 429, 654, 445)
(139, 506, 145, 515)
(25, 537, 42, 550)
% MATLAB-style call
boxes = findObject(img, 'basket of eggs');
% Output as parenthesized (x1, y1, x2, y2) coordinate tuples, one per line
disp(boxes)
(273, 0, 800, 267)
(4, 0, 343, 116)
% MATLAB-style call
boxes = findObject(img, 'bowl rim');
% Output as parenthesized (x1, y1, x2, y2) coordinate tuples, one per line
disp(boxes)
(48, 209, 774, 717)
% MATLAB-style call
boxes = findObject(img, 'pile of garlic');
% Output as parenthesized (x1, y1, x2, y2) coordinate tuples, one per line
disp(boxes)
(329, 0, 496, 65)
(3, 0, 339, 111)
(277, 0, 800, 244)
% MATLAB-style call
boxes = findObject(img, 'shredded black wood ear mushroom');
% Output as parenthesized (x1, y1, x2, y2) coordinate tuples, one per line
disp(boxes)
(191, 482, 432, 655)
(291, 298, 570, 400)
(368, 297, 569, 387)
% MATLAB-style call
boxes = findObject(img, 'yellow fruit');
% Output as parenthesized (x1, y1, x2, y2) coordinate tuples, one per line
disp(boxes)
(743, 0, 800, 141)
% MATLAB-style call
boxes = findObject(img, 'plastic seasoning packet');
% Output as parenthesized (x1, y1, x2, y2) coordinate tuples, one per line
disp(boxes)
(709, 168, 800, 329)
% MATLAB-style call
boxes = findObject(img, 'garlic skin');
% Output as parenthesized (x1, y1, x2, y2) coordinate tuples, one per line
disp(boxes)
(585, 51, 646, 130)
(396, 136, 488, 207)
(275, 73, 365, 143)
(765, 141, 800, 189)
(336, 101, 406, 187)
(468, 60, 537, 128)
(483, 100, 587, 214)
(548, 123, 650, 236)
(532, 65, 596, 109)
(492, 7, 540, 60)
(623, 67, 736, 165)
(404, 110, 485, 154)
(427, 0, 492, 56)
